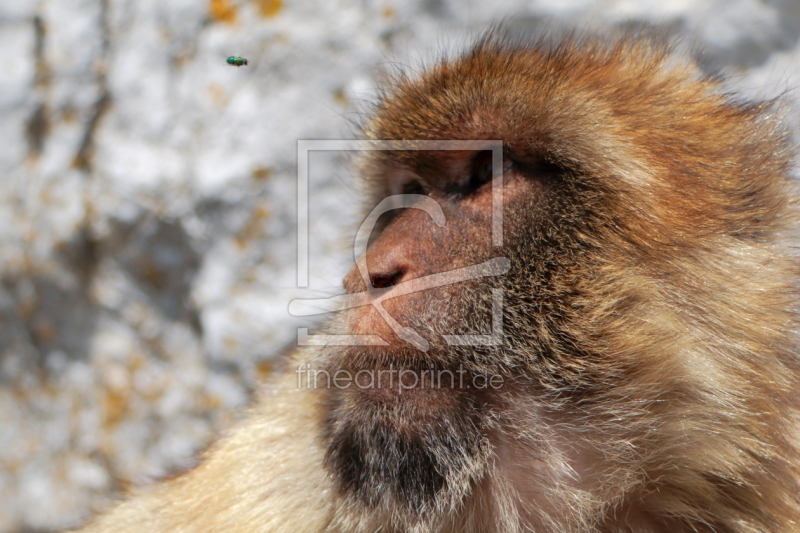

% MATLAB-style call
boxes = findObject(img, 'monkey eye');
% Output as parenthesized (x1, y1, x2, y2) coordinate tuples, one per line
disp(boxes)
(450, 151, 513, 195)
(401, 180, 427, 195)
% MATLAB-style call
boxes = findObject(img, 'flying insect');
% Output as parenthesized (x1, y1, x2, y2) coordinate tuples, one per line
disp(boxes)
(226, 56, 248, 67)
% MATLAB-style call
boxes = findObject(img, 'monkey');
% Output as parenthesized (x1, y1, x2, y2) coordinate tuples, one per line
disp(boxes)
(74, 30, 800, 533)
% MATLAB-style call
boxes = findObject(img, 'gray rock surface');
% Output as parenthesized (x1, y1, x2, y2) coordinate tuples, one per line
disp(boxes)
(1, 0, 799, 531)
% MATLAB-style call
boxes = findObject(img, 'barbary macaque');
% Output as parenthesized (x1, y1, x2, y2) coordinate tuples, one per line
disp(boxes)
(76, 30, 800, 533)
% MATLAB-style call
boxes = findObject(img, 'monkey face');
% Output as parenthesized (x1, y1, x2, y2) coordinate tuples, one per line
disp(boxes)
(313, 45, 623, 527)
(318, 150, 520, 523)
(317, 147, 595, 526)
(343, 151, 543, 345)
(314, 35, 800, 532)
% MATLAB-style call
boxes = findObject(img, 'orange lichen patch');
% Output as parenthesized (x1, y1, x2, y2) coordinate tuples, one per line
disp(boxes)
(253, 202, 271, 220)
(254, 0, 282, 18)
(135, 366, 170, 401)
(382, 6, 395, 19)
(209, 0, 237, 24)
(223, 335, 240, 353)
(102, 386, 130, 428)
(240, 268, 259, 283)
(255, 359, 274, 380)
(333, 87, 348, 106)
(208, 83, 226, 106)
(202, 392, 222, 410)
(128, 354, 146, 374)
(172, 53, 190, 69)
(251, 166, 272, 181)
(235, 201, 272, 248)
(61, 105, 78, 122)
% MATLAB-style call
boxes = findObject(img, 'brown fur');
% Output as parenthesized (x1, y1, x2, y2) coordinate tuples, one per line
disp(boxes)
(76, 32, 800, 533)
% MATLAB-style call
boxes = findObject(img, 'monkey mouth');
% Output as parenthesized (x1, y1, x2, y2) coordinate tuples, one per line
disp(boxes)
(353, 365, 477, 407)
(319, 357, 475, 402)
(319, 338, 500, 392)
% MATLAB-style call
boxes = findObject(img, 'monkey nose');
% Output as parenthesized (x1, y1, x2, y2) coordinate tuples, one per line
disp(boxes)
(364, 244, 420, 291)
(343, 236, 421, 293)
(343, 248, 417, 294)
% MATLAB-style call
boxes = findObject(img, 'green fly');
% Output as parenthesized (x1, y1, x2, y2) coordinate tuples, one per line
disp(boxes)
(226, 56, 248, 67)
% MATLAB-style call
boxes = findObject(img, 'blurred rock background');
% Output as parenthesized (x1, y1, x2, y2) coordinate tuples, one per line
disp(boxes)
(1, 0, 799, 531)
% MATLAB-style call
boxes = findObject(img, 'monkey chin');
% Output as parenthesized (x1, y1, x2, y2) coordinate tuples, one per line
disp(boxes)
(320, 363, 488, 523)
(317, 336, 494, 521)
